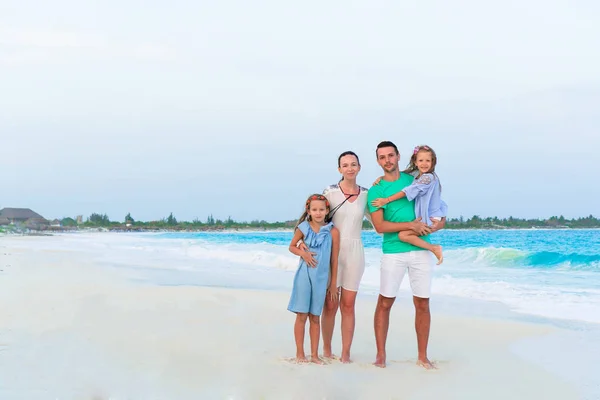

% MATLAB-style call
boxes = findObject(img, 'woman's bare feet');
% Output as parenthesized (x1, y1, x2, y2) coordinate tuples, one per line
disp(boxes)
(341, 351, 352, 364)
(431, 245, 443, 265)
(416, 357, 437, 369)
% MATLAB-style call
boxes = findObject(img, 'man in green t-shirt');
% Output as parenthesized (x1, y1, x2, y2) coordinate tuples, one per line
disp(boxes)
(367, 140, 445, 370)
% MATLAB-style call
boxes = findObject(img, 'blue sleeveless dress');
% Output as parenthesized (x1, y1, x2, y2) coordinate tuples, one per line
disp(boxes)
(287, 221, 334, 316)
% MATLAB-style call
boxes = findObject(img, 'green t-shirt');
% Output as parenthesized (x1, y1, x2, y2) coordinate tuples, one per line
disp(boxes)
(367, 173, 430, 254)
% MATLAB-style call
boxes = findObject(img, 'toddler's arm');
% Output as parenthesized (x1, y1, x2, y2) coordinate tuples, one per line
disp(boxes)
(403, 173, 436, 201)
(371, 190, 406, 207)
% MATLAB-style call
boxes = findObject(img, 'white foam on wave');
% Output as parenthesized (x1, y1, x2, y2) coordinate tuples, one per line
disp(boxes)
(12, 233, 599, 324)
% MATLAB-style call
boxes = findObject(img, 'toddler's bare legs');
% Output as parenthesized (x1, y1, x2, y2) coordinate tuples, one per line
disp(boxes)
(309, 314, 324, 364)
(294, 313, 309, 363)
(399, 231, 443, 264)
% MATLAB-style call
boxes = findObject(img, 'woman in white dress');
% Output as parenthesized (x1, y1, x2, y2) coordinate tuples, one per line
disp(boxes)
(320, 151, 370, 363)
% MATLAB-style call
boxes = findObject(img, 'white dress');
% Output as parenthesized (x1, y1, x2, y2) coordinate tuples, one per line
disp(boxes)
(323, 183, 370, 292)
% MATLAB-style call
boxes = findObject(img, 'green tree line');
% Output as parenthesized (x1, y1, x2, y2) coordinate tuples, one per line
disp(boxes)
(59, 212, 600, 231)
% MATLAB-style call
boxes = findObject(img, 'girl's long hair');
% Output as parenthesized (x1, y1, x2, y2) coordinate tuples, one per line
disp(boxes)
(295, 194, 331, 228)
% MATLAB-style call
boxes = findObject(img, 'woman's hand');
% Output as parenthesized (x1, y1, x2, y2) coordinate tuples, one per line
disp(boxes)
(297, 241, 309, 252)
(301, 250, 318, 267)
(372, 176, 384, 186)
(327, 284, 339, 303)
(371, 197, 389, 207)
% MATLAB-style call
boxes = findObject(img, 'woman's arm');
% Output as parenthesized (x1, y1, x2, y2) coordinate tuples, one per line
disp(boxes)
(289, 228, 317, 267)
(328, 226, 340, 301)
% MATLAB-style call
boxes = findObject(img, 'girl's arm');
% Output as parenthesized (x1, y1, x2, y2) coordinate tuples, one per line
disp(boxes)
(328, 226, 340, 301)
(289, 228, 317, 267)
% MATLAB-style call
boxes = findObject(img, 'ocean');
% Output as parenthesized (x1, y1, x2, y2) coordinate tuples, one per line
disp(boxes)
(135, 228, 600, 325)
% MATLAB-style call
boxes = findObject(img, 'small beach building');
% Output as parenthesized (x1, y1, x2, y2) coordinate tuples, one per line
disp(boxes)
(0, 208, 47, 225)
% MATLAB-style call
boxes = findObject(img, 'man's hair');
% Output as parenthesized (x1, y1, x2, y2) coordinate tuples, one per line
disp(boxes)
(376, 141, 399, 157)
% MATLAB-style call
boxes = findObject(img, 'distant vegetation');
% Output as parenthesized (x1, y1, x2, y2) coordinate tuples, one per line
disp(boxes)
(49, 213, 600, 231)
(1, 213, 598, 234)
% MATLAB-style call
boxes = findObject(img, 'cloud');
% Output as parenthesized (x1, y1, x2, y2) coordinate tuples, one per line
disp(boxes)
(0, 28, 107, 48)
(0, 28, 176, 65)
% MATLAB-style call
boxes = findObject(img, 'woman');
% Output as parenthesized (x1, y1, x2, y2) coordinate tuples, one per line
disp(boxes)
(302, 150, 370, 363)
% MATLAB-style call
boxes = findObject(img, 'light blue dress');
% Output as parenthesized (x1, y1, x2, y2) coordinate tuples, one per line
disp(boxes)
(403, 173, 448, 227)
(287, 221, 334, 316)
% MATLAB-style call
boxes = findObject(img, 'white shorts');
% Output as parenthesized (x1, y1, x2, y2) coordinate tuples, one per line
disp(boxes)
(379, 251, 434, 298)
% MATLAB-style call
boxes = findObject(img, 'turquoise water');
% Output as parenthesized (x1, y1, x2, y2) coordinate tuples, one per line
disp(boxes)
(152, 229, 600, 325)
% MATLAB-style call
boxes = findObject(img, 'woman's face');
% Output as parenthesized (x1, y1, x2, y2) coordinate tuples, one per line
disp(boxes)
(338, 154, 360, 180)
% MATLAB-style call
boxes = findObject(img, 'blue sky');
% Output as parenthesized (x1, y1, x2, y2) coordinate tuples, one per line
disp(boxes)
(1, 0, 599, 222)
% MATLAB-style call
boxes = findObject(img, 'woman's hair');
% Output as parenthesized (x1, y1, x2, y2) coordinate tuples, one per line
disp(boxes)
(404, 145, 439, 181)
(337, 151, 360, 167)
(295, 194, 331, 228)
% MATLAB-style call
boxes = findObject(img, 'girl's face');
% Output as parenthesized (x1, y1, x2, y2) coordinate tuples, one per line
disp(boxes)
(416, 151, 433, 174)
(307, 200, 328, 224)
(338, 154, 360, 180)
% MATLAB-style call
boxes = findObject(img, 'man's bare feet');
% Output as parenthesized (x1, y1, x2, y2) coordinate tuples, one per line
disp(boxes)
(310, 355, 325, 365)
(431, 245, 443, 265)
(295, 356, 309, 364)
(416, 358, 437, 370)
(373, 353, 386, 368)
(323, 352, 338, 360)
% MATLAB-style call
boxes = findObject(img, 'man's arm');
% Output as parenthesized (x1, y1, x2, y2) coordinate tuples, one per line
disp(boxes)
(370, 209, 431, 235)
(430, 217, 446, 233)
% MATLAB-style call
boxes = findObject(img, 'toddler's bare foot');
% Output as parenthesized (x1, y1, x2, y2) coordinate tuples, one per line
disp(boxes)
(432, 245, 443, 265)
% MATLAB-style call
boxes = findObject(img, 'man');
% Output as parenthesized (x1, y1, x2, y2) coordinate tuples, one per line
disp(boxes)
(367, 140, 445, 369)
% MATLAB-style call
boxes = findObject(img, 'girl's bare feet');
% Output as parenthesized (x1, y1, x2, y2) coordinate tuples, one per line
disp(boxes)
(310, 355, 325, 365)
(295, 352, 309, 364)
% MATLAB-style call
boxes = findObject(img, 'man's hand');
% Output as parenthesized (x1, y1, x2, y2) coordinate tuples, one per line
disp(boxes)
(411, 218, 432, 236)
(430, 217, 446, 233)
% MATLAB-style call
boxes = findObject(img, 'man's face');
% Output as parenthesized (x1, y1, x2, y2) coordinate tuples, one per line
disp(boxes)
(376, 146, 399, 173)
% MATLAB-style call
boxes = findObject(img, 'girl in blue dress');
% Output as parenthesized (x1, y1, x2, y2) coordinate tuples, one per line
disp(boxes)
(371, 145, 447, 264)
(288, 194, 340, 364)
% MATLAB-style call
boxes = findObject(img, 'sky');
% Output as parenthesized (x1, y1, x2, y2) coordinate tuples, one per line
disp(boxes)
(1, 0, 599, 223)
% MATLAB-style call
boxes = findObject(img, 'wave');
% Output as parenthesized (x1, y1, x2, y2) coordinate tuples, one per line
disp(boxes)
(447, 247, 600, 271)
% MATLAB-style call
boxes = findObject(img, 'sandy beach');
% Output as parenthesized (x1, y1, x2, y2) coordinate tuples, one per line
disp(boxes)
(0, 235, 580, 399)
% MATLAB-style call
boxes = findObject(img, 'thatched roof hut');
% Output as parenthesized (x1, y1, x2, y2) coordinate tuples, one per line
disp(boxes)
(0, 208, 45, 222)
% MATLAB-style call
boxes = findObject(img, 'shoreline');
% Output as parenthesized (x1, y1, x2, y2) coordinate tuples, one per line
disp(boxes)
(4, 226, 600, 237)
